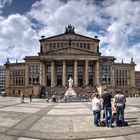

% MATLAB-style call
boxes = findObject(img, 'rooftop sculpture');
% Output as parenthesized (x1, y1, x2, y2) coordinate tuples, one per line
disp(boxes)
(65, 24, 75, 34)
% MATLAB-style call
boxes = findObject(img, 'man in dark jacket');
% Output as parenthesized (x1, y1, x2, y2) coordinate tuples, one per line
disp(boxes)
(102, 88, 113, 127)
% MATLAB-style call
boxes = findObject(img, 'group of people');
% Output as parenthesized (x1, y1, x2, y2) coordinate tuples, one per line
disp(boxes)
(92, 88, 126, 127)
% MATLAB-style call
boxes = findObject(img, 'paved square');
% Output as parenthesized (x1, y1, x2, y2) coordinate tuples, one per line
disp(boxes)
(47, 108, 92, 115)
(0, 97, 139, 140)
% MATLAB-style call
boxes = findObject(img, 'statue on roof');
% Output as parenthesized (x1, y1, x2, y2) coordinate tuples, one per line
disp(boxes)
(5, 57, 10, 64)
(65, 24, 75, 34)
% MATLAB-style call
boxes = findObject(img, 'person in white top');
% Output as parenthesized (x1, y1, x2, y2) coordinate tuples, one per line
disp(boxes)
(92, 92, 102, 126)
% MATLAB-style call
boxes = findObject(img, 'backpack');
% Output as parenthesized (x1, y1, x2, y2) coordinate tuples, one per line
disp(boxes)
(124, 121, 128, 126)
(118, 120, 128, 126)
(99, 120, 106, 127)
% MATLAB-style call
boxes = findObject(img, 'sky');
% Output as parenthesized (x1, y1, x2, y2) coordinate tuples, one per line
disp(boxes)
(0, 0, 140, 70)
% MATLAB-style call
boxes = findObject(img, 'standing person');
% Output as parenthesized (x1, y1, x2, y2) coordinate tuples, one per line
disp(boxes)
(46, 92, 49, 102)
(114, 89, 126, 126)
(52, 93, 56, 102)
(112, 98, 117, 124)
(92, 92, 102, 127)
(29, 93, 33, 102)
(20, 92, 24, 103)
(102, 88, 113, 127)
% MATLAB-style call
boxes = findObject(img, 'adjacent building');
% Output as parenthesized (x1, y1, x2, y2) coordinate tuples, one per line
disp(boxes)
(5, 25, 136, 97)
(135, 71, 140, 94)
(0, 65, 6, 92)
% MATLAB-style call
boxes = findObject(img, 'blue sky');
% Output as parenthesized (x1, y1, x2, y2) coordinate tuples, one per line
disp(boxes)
(0, 0, 140, 70)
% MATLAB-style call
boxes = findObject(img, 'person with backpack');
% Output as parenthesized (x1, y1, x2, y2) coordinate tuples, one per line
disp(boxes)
(102, 88, 113, 127)
(114, 89, 126, 127)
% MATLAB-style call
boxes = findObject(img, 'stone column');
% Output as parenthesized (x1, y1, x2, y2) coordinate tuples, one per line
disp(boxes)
(51, 61, 55, 87)
(74, 60, 78, 87)
(40, 62, 46, 86)
(40, 63, 43, 85)
(42, 63, 46, 86)
(25, 64, 28, 86)
(5, 67, 10, 95)
(62, 61, 66, 87)
(111, 66, 115, 87)
(85, 60, 89, 86)
(95, 60, 100, 85)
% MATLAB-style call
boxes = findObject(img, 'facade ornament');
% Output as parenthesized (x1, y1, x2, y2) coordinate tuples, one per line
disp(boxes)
(65, 24, 75, 34)
(6, 57, 10, 64)
(131, 57, 134, 64)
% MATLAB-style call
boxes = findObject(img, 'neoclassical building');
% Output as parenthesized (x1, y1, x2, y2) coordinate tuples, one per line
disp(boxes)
(5, 25, 136, 97)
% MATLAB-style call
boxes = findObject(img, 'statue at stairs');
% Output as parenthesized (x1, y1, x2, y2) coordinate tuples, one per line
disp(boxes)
(64, 77, 77, 101)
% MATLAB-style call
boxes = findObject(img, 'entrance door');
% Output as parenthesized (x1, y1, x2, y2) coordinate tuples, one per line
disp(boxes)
(78, 75, 83, 86)
(89, 75, 93, 86)
(46, 75, 51, 86)
(57, 75, 62, 86)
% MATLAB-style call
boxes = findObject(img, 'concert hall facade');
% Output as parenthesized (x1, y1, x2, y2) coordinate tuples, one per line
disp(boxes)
(5, 25, 136, 97)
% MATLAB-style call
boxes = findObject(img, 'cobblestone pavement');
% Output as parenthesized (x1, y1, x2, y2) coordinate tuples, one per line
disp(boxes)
(0, 97, 140, 140)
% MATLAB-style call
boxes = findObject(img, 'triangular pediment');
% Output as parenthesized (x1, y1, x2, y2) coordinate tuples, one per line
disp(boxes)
(45, 47, 95, 55)
(41, 33, 99, 42)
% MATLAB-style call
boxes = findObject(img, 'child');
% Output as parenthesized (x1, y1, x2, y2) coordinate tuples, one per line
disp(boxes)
(92, 92, 102, 127)
(112, 99, 117, 124)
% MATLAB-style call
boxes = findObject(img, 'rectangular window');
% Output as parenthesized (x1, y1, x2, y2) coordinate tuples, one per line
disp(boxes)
(100, 66, 103, 73)
(78, 66, 83, 73)
(76, 43, 79, 47)
(29, 65, 39, 74)
(87, 43, 90, 49)
(53, 43, 56, 49)
(67, 66, 73, 73)
(57, 66, 62, 73)
(108, 75, 111, 84)
(47, 66, 51, 73)
(125, 78, 128, 86)
(88, 66, 93, 73)
(49, 43, 52, 50)
(61, 43, 63, 47)
(125, 70, 128, 77)
(84, 43, 86, 49)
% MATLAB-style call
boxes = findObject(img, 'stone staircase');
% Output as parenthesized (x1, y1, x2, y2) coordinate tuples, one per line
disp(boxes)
(39, 86, 97, 101)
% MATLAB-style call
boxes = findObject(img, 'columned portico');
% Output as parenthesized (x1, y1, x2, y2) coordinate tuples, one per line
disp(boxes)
(47, 59, 98, 88)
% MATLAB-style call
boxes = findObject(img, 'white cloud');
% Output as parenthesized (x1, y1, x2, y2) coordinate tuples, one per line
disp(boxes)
(28, 0, 102, 37)
(0, 0, 140, 71)
(0, 13, 39, 64)
(101, 0, 140, 70)
(28, 0, 140, 70)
